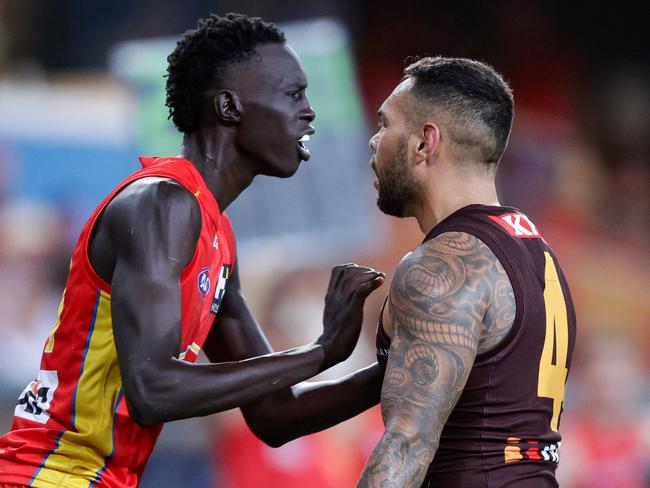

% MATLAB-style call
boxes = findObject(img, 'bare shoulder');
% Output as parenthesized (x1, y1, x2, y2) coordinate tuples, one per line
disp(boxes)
(106, 177, 199, 220)
(389, 231, 515, 354)
(102, 177, 202, 268)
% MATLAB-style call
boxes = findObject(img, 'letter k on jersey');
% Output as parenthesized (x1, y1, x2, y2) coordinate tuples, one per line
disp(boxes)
(490, 212, 542, 239)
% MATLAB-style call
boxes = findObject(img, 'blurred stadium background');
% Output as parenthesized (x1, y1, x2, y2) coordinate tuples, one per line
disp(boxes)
(0, 1, 648, 486)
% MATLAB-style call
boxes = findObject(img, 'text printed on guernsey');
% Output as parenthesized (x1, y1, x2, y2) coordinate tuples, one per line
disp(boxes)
(14, 370, 59, 424)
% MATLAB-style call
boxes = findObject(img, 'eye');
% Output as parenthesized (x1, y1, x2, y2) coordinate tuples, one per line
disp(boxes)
(288, 89, 304, 101)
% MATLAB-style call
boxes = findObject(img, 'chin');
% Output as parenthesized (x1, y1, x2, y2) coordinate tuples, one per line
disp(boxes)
(277, 166, 300, 178)
(377, 202, 406, 218)
(377, 194, 409, 218)
(265, 161, 301, 179)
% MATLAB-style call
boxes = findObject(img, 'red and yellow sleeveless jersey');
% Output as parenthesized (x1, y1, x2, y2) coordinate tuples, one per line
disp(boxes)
(377, 204, 576, 487)
(0, 157, 235, 487)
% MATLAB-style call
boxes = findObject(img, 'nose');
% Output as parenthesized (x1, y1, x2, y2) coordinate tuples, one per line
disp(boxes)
(300, 104, 316, 123)
(369, 132, 379, 152)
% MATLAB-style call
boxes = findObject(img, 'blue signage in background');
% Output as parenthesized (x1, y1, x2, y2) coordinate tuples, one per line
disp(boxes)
(0, 18, 383, 264)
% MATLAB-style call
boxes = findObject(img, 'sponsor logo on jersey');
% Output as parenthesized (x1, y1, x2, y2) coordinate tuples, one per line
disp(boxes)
(198, 267, 211, 299)
(210, 263, 231, 314)
(490, 212, 541, 238)
(504, 438, 560, 464)
(15, 370, 58, 424)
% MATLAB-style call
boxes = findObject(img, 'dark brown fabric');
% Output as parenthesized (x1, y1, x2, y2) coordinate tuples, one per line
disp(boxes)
(376, 205, 576, 488)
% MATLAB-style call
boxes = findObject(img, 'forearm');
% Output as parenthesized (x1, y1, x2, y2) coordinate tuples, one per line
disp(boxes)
(357, 430, 436, 488)
(242, 363, 383, 446)
(125, 342, 326, 426)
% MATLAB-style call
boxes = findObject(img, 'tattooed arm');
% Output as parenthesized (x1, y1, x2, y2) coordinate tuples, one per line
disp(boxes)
(357, 231, 513, 487)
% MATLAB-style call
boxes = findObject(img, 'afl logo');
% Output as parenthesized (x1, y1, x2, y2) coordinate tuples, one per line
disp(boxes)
(198, 267, 211, 299)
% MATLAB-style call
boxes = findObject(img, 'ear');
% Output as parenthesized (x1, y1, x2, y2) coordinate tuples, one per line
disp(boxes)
(412, 122, 441, 165)
(416, 122, 441, 161)
(214, 90, 243, 124)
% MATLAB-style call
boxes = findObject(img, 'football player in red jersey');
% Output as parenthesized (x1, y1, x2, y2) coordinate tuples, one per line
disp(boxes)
(0, 14, 385, 488)
(354, 58, 576, 487)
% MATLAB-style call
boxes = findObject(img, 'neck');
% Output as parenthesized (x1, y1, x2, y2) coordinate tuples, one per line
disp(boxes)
(413, 173, 500, 234)
(180, 129, 256, 211)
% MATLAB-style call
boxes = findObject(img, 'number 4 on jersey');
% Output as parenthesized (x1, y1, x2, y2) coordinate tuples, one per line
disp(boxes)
(538, 252, 569, 432)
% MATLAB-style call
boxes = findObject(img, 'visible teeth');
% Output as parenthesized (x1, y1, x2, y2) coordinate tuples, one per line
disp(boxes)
(299, 134, 310, 142)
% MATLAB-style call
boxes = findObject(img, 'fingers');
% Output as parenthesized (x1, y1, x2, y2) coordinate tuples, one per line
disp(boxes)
(354, 274, 385, 299)
(329, 263, 358, 290)
(329, 263, 386, 306)
(335, 265, 385, 296)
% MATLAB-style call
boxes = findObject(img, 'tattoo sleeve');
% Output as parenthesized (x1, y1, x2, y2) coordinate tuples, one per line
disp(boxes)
(357, 232, 502, 488)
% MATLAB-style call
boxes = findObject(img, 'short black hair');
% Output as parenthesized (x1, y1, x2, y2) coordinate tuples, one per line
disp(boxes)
(166, 13, 286, 134)
(404, 57, 514, 165)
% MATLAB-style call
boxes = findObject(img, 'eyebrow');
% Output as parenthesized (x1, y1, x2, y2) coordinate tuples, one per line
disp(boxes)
(285, 81, 308, 91)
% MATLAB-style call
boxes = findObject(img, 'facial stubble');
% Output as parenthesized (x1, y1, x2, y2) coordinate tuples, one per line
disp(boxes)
(376, 137, 420, 218)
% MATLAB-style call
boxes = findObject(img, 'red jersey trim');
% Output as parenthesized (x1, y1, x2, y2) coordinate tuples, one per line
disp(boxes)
(488, 213, 542, 239)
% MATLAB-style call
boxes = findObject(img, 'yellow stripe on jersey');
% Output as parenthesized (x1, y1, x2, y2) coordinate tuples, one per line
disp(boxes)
(32, 290, 123, 487)
(44, 290, 66, 354)
(45, 258, 75, 353)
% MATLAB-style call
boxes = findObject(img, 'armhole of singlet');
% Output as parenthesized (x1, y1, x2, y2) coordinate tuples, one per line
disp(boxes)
(83, 174, 201, 293)
(80, 183, 135, 294)
(80, 220, 113, 294)
(441, 225, 526, 362)
(377, 295, 390, 342)
(220, 212, 237, 273)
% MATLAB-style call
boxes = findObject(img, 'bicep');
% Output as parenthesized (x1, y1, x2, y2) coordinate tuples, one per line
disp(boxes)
(380, 317, 477, 440)
(107, 180, 200, 370)
(381, 232, 489, 441)
(110, 256, 182, 363)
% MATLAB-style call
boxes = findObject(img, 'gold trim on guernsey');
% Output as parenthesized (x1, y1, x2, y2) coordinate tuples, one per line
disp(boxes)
(32, 290, 123, 487)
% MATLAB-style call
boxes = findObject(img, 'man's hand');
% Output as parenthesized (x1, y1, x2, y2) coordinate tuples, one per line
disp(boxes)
(203, 261, 385, 447)
(317, 264, 385, 369)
